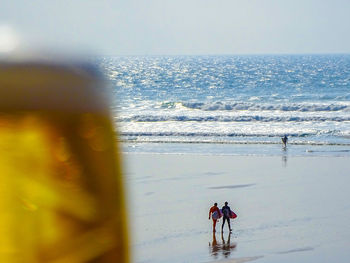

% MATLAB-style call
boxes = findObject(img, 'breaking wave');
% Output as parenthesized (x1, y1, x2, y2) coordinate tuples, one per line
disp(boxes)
(179, 101, 350, 112)
(118, 115, 350, 122)
(120, 131, 313, 137)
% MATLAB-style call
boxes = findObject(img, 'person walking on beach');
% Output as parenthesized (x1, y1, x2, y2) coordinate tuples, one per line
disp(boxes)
(282, 135, 288, 147)
(209, 203, 221, 232)
(221, 202, 232, 232)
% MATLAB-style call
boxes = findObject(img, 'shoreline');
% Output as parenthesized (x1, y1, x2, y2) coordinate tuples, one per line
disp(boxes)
(123, 153, 350, 263)
(121, 141, 350, 157)
(120, 140, 350, 146)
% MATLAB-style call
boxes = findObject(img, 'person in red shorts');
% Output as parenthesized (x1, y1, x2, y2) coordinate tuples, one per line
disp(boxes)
(208, 203, 221, 232)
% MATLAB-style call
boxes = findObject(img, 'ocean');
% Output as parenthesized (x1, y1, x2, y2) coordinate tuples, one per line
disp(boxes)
(98, 54, 350, 156)
(98, 55, 350, 263)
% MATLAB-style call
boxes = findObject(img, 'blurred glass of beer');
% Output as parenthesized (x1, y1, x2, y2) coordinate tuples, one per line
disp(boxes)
(0, 57, 128, 262)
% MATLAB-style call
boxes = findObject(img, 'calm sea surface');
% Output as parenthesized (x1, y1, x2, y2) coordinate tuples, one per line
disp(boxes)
(98, 55, 350, 156)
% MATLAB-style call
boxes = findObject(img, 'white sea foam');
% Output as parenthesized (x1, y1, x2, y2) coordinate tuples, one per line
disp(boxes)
(180, 101, 350, 112)
(99, 55, 350, 149)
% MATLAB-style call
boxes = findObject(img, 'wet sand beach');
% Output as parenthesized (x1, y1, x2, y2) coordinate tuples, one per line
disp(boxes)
(123, 153, 350, 263)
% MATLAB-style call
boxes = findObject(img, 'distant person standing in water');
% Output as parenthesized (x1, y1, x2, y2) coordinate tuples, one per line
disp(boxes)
(209, 203, 221, 232)
(282, 135, 288, 147)
(221, 202, 232, 232)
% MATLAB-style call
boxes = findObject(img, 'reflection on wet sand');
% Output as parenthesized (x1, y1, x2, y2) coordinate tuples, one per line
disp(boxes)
(209, 232, 237, 259)
(282, 147, 288, 167)
(209, 232, 220, 259)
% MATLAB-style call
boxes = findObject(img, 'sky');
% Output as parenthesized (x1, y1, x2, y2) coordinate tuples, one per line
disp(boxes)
(1, 0, 350, 55)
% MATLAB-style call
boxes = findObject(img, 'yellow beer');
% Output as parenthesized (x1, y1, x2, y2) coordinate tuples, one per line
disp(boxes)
(0, 60, 128, 262)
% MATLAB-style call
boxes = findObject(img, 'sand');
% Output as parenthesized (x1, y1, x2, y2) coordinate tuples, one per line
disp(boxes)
(122, 153, 350, 263)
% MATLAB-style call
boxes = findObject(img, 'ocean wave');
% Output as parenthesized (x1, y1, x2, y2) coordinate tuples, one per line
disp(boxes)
(180, 101, 350, 112)
(118, 115, 350, 122)
(120, 131, 314, 138)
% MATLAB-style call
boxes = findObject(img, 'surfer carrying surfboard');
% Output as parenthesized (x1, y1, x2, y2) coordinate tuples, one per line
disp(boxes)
(209, 203, 221, 232)
(221, 202, 232, 232)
